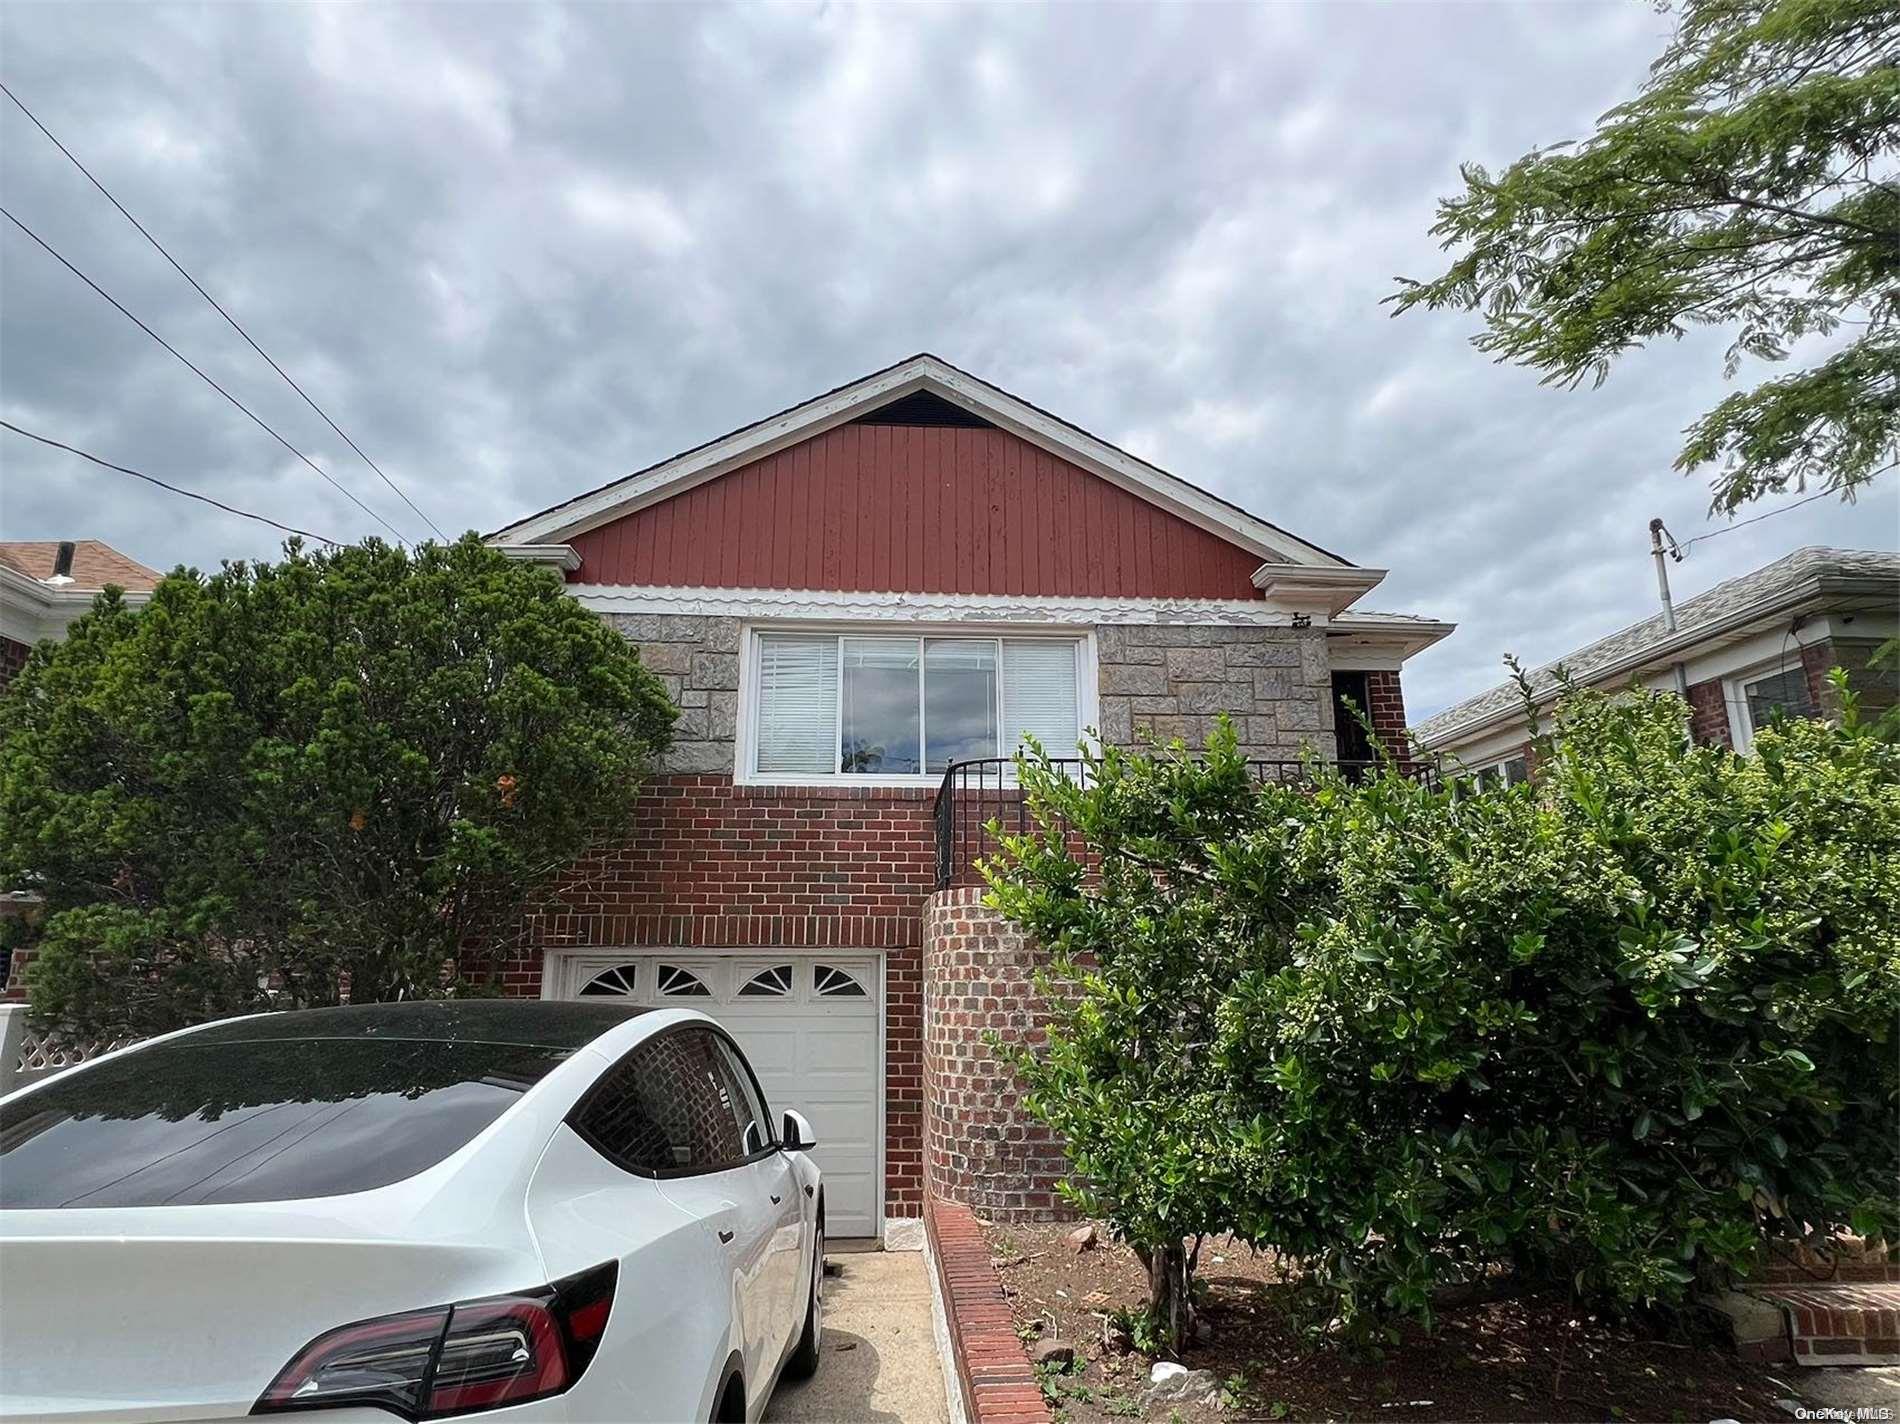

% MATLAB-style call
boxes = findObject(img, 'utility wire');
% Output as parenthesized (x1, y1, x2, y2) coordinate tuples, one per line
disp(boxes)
(1, 82, 448, 542)
(1, 419, 341, 545)
(0, 204, 406, 542)
(1669, 468, 1892, 559)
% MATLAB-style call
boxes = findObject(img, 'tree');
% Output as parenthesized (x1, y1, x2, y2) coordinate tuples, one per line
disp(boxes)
(0, 536, 674, 1036)
(987, 692, 1899, 1347)
(1390, 0, 1900, 512)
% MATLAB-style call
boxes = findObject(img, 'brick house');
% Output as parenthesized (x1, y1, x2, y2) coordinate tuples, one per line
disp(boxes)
(0, 539, 162, 690)
(480, 354, 1452, 1241)
(1412, 547, 1899, 783)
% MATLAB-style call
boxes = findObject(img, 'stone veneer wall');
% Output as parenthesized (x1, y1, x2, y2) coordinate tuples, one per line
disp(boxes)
(604, 613, 746, 773)
(922, 886, 1073, 1221)
(1095, 623, 1333, 758)
(614, 613, 1338, 771)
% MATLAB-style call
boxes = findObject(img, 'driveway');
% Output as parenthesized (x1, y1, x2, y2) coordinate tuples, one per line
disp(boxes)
(766, 1249, 950, 1423)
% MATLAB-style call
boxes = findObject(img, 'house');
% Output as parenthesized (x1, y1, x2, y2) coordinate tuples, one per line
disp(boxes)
(0, 538, 163, 689)
(483, 354, 1453, 1242)
(1412, 547, 1899, 780)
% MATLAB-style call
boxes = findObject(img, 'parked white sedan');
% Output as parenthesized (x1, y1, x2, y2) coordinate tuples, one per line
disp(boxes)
(0, 1000, 825, 1422)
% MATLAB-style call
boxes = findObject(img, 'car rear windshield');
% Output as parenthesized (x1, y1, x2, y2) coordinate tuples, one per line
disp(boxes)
(0, 1034, 579, 1209)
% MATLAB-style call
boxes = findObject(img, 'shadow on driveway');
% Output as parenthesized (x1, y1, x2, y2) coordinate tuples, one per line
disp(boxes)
(765, 1252, 948, 1423)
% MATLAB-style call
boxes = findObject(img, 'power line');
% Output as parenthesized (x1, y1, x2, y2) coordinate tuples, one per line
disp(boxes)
(0, 203, 407, 542)
(1, 82, 449, 542)
(1669, 468, 1892, 559)
(1, 419, 341, 545)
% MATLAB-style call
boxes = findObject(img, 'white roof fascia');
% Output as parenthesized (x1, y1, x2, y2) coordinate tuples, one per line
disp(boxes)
(487, 356, 1349, 569)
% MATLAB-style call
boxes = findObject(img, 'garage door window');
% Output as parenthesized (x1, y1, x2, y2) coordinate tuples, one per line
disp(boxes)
(578, 964, 638, 998)
(656, 964, 711, 997)
(738, 964, 793, 998)
(813, 964, 867, 998)
(572, 1029, 749, 1176)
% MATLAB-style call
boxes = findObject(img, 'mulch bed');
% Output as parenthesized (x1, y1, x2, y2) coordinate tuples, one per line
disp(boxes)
(981, 1221, 1795, 1423)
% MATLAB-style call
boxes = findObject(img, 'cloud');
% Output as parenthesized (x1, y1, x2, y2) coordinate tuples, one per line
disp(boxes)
(1, 1, 1891, 723)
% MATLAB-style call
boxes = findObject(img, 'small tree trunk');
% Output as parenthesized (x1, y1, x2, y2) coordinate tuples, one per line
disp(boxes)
(1142, 1240, 1194, 1352)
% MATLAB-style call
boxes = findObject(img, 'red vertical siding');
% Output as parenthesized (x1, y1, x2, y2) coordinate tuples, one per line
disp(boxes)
(565, 423, 1269, 599)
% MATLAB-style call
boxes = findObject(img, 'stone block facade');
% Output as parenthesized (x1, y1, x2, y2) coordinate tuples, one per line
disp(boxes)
(1096, 623, 1332, 759)
(611, 613, 1339, 772)
(606, 614, 744, 774)
(922, 886, 1072, 1221)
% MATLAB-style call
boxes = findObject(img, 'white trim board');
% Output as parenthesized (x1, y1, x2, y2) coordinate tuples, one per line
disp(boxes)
(572, 583, 1318, 626)
(487, 354, 1351, 569)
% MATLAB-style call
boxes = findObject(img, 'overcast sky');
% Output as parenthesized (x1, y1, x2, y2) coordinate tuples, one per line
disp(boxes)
(1, 3, 1892, 719)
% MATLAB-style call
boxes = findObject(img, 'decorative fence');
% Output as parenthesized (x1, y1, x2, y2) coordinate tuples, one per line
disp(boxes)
(0, 1004, 134, 1099)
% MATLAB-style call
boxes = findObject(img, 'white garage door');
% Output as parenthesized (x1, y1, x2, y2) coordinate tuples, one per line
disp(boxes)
(549, 952, 883, 1239)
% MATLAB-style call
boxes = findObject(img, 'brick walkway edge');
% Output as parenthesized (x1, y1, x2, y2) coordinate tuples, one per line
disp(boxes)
(926, 1197, 1052, 1424)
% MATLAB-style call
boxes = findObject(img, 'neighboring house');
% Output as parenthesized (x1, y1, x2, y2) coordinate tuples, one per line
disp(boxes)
(482, 354, 1452, 1240)
(1413, 547, 1899, 781)
(0, 538, 162, 689)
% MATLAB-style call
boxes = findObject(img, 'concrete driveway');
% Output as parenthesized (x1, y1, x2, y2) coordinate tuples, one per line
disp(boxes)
(765, 1250, 950, 1424)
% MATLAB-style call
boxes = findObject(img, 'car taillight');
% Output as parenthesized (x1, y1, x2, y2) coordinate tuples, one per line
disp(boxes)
(254, 1260, 617, 1420)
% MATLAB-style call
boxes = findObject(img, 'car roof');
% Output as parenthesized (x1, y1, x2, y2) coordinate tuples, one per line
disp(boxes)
(184, 999, 654, 1052)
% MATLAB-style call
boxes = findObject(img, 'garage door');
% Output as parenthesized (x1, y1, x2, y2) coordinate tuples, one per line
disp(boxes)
(550, 953, 882, 1238)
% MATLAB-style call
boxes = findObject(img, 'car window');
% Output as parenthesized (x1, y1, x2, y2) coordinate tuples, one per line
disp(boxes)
(0, 1038, 575, 1209)
(573, 1029, 749, 1175)
(712, 1039, 774, 1156)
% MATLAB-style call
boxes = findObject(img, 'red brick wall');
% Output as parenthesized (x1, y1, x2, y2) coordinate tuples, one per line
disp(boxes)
(1686, 677, 1732, 748)
(1365, 669, 1411, 767)
(490, 775, 937, 1220)
(0, 636, 29, 691)
(923, 887, 1073, 1221)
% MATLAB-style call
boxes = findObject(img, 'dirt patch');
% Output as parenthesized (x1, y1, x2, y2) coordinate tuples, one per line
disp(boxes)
(982, 1221, 1793, 1423)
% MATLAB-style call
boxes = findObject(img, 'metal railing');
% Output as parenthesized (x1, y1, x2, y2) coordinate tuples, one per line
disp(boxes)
(931, 756, 1392, 890)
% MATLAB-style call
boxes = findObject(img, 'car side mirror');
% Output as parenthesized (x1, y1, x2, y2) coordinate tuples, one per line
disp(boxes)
(781, 1109, 818, 1152)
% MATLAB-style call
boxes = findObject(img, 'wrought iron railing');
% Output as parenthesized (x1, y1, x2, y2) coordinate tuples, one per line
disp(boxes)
(931, 756, 1391, 890)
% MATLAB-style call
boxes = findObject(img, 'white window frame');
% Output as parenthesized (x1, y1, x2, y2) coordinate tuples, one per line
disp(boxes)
(736, 622, 1099, 787)
(1722, 658, 1819, 754)
(1478, 753, 1529, 790)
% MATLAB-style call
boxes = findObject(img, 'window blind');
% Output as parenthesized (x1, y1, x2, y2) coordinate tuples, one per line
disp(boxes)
(755, 635, 838, 774)
(1002, 640, 1080, 755)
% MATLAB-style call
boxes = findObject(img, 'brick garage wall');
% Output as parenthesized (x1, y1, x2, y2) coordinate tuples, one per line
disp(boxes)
(0, 636, 29, 691)
(922, 886, 1072, 1221)
(490, 775, 935, 1221)
(1095, 624, 1332, 758)
(1686, 677, 1732, 748)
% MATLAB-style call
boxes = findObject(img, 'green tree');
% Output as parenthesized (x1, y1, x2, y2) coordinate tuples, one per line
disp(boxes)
(988, 693, 1899, 1346)
(1390, 0, 1899, 511)
(0, 536, 674, 1036)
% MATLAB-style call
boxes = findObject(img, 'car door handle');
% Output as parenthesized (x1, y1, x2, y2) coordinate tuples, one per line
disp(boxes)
(771, 1194, 782, 1204)
(718, 1228, 735, 1244)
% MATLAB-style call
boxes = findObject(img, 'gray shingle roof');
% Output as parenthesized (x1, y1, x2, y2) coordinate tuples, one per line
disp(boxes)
(1411, 546, 1899, 746)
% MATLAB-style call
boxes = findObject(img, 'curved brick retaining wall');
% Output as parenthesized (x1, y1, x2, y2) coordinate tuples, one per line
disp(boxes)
(922, 886, 1073, 1220)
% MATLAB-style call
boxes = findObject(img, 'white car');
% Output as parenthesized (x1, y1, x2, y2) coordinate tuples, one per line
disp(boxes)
(0, 1000, 826, 1423)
